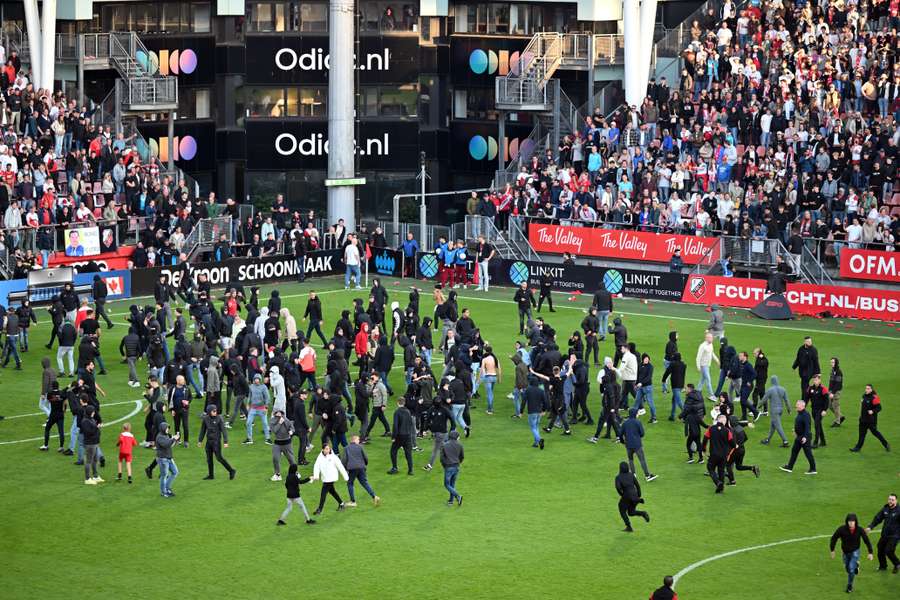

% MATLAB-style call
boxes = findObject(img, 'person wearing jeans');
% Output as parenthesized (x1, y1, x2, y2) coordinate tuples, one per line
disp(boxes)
(633, 354, 657, 422)
(479, 349, 499, 414)
(155, 422, 179, 497)
(620, 407, 657, 481)
(829, 513, 873, 593)
(662, 352, 686, 420)
(523, 376, 549, 448)
(440, 430, 464, 505)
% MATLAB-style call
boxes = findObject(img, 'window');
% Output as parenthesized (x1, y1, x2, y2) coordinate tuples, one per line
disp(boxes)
(132, 5, 159, 33)
(176, 88, 213, 119)
(360, 1, 416, 32)
(453, 88, 497, 120)
(160, 2, 188, 32)
(359, 85, 418, 118)
(236, 88, 285, 119)
(249, 3, 276, 32)
(300, 3, 327, 31)
(286, 87, 327, 117)
(360, 87, 380, 118)
(195, 89, 211, 118)
(490, 4, 509, 34)
(192, 3, 212, 33)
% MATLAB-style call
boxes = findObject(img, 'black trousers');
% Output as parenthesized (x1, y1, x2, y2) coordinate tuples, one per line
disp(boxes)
(574, 387, 591, 422)
(854, 421, 889, 450)
(537, 292, 553, 312)
(786, 439, 816, 471)
(596, 407, 620, 438)
(95, 300, 114, 327)
(547, 406, 569, 431)
(518, 309, 530, 334)
(44, 415, 65, 447)
(686, 432, 703, 460)
(205, 442, 233, 476)
(365, 407, 390, 436)
(317, 482, 343, 511)
(726, 446, 754, 482)
(621, 381, 636, 408)
(876, 535, 900, 569)
(585, 336, 599, 364)
(47, 321, 62, 347)
(707, 455, 727, 487)
(390, 435, 413, 473)
(207, 391, 222, 413)
(306, 320, 328, 345)
(800, 376, 811, 400)
(618, 497, 647, 528)
(173, 409, 190, 442)
(812, 411, 826, 445)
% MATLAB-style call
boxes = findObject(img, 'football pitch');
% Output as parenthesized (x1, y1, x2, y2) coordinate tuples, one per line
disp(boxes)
(1, 275, 898, 599)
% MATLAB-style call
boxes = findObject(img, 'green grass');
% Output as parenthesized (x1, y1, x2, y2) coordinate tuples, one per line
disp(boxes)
(1, 275, 898, 599)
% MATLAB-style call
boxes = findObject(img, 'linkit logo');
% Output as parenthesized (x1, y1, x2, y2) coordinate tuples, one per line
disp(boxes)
(275, 133, 390, 157)
(275, 48, 391, 72)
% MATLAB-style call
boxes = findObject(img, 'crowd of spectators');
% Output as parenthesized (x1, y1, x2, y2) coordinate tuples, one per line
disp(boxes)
(474, 0, 900, 263)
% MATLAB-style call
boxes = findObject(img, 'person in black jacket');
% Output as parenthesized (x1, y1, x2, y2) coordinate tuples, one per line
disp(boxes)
(679, 384, 707, 463)
(424, 397, 453, 471)
(91, 275, 114, 329)
(830, 513, 874, 592)
(752, 348, 769, 414)
(513, 282, 536, 335)
(198, 404, 236, 480)
(702, 414, 735, 493)
(850, 385, 891, 452)
(119, 327, 142, 387)
(615, 461, 650, 532)
(277, 464, 316, 526)
(80, 404, 102, 485)
(609, 318, 628, 366)
(661, 331, 678, 394)
(866, 494, 900, 572)
(536, 274, 554, 313)
(45, 296, 65, 349)
(649, 576, 676, 600)
(725, 415, 760, 483)
(590, 358, 621, 441)
(714, 337, 737, 397)
(303, 291, 329, 347)
(662, 352, 686, 421)
(523, 374, 549, 449)
(591, 287, 613, 339)
(581, 307, 600, 365)
(828, 357, 845, 427)
(780, 399, 817, 474)
(41, 381, 66, 451)
(792, 336, 820, 401)
(387, 398, 415, 475)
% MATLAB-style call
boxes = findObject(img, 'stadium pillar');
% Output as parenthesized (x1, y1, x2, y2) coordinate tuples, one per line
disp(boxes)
(167, 111, 175, 172)
(623, 0, 641, 108)
(326, 0, 356, 232)
(23, 0, 42, 90)
(586, 34, 595, 116)
(639, 0, 658, 102)
(40, 0, 57, 92)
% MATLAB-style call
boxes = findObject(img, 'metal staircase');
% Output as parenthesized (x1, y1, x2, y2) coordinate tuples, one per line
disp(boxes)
(464, 216, 541, 262)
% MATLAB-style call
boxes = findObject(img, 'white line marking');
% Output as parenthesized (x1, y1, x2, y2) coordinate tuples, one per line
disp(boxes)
(672, 531, 881, 589)
(3, 399, 138, 420)
(0, 400, 143, 445)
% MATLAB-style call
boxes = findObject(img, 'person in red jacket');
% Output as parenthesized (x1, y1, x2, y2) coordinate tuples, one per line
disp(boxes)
(354, 321, 371, 377)
(649, 575, 677, 600)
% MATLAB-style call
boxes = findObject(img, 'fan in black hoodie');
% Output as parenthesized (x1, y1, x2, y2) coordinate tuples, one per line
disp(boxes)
(662, 352, 687, 420)
(829, 513, 873, 592)
(615, 460, 649, 532)
(662, 331, 678, 393)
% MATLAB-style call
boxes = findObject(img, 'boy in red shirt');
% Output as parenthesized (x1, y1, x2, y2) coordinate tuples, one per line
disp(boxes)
(116, 423, 138, 483)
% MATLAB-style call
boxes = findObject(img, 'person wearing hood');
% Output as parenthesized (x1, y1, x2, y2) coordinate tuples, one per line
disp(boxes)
(280, 308, 299, 353)
(39, 357, 58, 417)
(79, 405, 103, 485)
(416, 316, 434, 366)
(615, 460, 649, 532)
(523, 374, 549, 449)
(828, 356, 844, 427)
(269, 408, 296, 482)
(303, 291, 328, 347)
(119, 326, 142, 387)
(701, 413, 734, 493)
(830, 513, 874, 592)
(707, 304, 724, 339)
(752, 348, 769, 414)
(620, 407, 657, 481)
(678, 384, 707, 463)
(373, 337, 394, 395)
(298, 338, 318, 390)
(714, 337, 737, 397)
(661, 332, 678, 394)
(590, 357, 622, 442)
(725, 415, 760, 484)
(278, 463, 316, 526)
(609, 317, 628, 365)
(761, 376, 790, 446)
(205, 355, 222, 412)
(581, 307, 601, 365)
(850, 384, 891, 453)
(354, 321, 371, 377)
(341, 434, 381, 507)
(390, 301, 404, 347)
(41, 381, 66, 451)
(269, 365, 287, 414)
(513, 281, 536, 335)
(662, 352, 686, 421)
(440, 429, 464, 506)
(634, 353, 657, 423)
(198, 404, 235, 480)
(155, 422, 179, 497)
(244, 373, 272, 445)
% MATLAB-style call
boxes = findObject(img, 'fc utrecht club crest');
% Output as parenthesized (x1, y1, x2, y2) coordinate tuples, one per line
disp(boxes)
(689, 277, 707, 301)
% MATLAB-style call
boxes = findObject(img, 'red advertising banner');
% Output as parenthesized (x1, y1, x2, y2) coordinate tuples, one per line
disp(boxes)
(49, 246, 135, 272)
(527, 223, 718, 265)
(682, 275, 900, 321)
(839, 248, 900, 283)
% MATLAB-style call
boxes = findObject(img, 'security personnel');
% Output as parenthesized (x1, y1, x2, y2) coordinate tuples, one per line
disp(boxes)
(850, 384, 891, 452)
(866, 493, 900, 573)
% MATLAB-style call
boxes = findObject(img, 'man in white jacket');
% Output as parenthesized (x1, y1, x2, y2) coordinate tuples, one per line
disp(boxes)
(696, 332, 720, 398)
(616, 344, 638, 410)
(312, 444, 349, 515)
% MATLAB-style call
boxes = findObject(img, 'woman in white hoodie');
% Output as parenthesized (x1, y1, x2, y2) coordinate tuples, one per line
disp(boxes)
(312, 444, 348, 515)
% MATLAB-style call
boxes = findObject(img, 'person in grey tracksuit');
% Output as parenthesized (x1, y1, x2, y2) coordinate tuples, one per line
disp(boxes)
(760, 375, 790, 446)
(205, 355, 222, 412)
(707, 304, 725, 339)
(270, 410, 296, 479)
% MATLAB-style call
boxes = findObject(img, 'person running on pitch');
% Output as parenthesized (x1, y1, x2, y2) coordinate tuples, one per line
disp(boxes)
(615, 461, 650, 533)
(830, 513, 874, 593)
(678, 384, 707, 464)
(849, 384, 891, 453)
(725, 415, 760, 484)
(702, 413, 734, 493)
(780, 399, 817, 475)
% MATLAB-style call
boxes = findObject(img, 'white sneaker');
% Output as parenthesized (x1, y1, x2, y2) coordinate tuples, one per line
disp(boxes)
(93, 477, 105, 483)
(346, 501, 357, 507)
(506, 393, 515, 399)
(305, 444, 314, 452)
(637, 409, 647, 417)
(270, 474, 282, 482)
(39, 445, 48, 451)
(84, 479, 98, 485)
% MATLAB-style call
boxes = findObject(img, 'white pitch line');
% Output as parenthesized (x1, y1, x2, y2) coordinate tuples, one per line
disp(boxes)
(672, 531, 881, 589)
(0, 400, 143, 446)
(3, 399, 138, 420)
